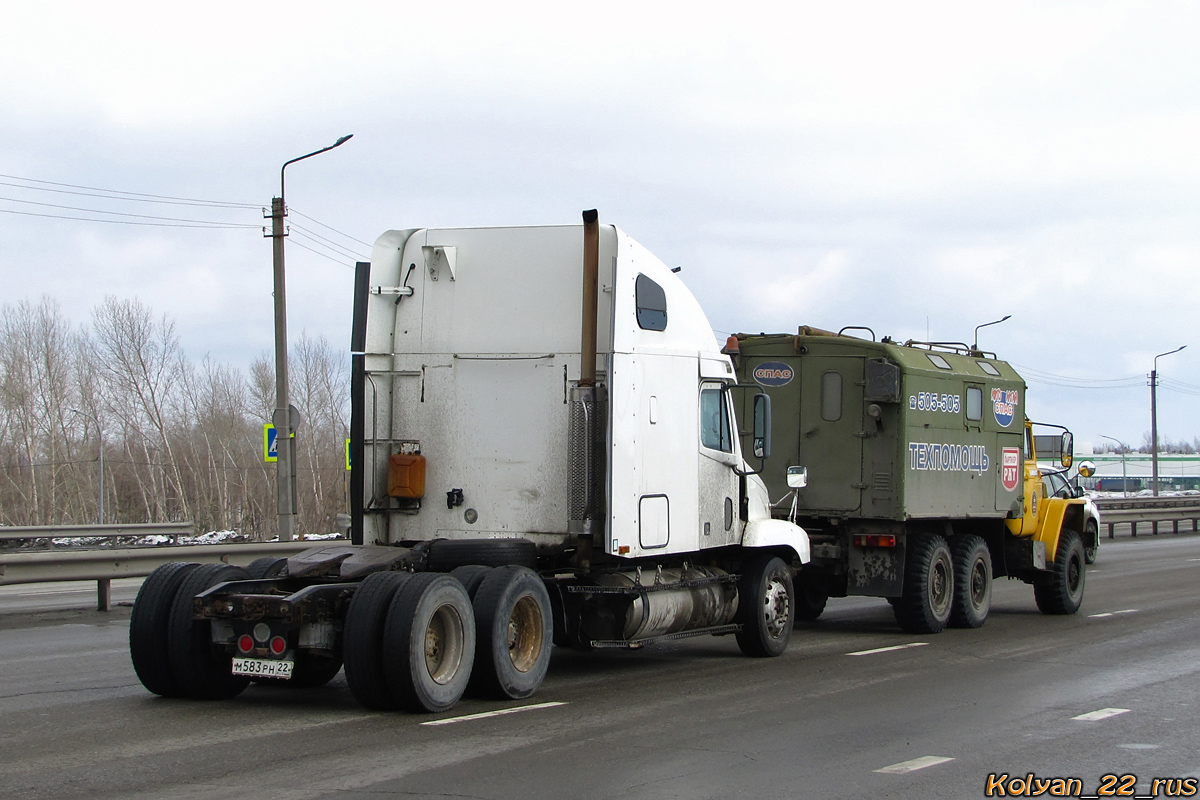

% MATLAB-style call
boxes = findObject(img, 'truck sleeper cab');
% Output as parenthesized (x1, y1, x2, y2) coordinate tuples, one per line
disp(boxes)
(129, 215, 810, 713)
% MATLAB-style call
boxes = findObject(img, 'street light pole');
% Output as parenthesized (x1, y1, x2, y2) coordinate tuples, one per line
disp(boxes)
(972, 315, 1012, 353)
(270, 134, 353, 541)
(1150, 345, 1186, 497)
(1099, 434, 1128, 498)
(70, 408, 104, 524)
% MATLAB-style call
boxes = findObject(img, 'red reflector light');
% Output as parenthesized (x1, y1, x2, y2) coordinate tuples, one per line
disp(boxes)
(853, 534, 897, 548)
(269, 636, 287, 656)
(237, 634, 254, 653)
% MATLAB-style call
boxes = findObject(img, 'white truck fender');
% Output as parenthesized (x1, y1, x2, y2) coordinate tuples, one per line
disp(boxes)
(742, 518, 811, 564)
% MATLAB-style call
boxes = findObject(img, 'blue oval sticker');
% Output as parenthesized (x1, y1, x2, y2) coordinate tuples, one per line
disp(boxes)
(752, 361, 794, 387)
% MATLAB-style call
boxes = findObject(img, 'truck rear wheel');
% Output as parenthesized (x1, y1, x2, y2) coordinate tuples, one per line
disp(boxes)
(735, 555, 794, 657)
(793, 573, 828, 622)
(949, 535, 991, 629)
(893, 534, 953, 634)
(470, 566, 553, 699)
(1034, 530, 1085, 615)
(383, 574, 477, 712)
(343, 571, 411, 710)
(166, 563, 251, 700)
(130, 561, 200, 697)
(450, 564, 493, 599)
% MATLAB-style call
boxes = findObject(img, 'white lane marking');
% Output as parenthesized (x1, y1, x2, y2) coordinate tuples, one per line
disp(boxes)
(420, 701, 567, 727)
(1117, 743, 1159, 750)
(1188, 558, 1200, 562)
(1073, 708, 1131, 721)
(875, 756, 955, 774)
(1089, 609, 1138, 618)
(848, 642, 928, 656)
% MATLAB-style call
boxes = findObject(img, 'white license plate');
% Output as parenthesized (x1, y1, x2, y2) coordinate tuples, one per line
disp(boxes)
(232, 657, 294, 679)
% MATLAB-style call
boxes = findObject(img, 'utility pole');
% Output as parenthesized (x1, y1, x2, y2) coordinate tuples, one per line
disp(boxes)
(269, 135, 353, 541)
(1150, 345, 1186, 497)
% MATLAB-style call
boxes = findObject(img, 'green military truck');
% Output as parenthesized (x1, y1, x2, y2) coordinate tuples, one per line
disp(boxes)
(726, 327, 1089, 634)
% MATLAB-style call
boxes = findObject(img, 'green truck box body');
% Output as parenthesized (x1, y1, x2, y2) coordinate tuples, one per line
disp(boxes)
(733, 333, 1026, 523)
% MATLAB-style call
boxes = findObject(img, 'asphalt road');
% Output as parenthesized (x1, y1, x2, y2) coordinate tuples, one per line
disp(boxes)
(2, 534, 1198, 800)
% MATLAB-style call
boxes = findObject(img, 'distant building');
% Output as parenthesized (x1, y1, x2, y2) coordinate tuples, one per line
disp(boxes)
(1077, 454, 1200, 492)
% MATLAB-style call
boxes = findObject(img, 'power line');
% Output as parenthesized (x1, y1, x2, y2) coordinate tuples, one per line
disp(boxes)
(289, 224, 369, 260)
(0, 173, 258, 209)
(0, 195, 258, 227)
(288, 237, 354, 267)
(290, 208, 373, 248)
(0, 207, 259, 229)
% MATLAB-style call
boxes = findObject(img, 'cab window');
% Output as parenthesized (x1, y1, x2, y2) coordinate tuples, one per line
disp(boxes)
(700, 385, 732, 452)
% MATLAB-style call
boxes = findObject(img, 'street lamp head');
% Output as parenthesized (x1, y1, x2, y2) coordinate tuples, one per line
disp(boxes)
(334, 134, 353, 147)
(972, 315, 1012, 351)
(1153, 344, 1186, 370)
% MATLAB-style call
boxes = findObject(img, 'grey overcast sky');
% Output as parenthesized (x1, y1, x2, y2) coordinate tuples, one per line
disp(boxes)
(2, 0, 1198, 450)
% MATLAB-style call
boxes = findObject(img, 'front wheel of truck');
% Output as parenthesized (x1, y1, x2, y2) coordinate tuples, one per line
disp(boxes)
(949, 535, 991, 629)
(735, 555, 795, 657)
(1034, 529, 1085, 615)
(470, 566, 553, 699)
(893, 533, 953, 634)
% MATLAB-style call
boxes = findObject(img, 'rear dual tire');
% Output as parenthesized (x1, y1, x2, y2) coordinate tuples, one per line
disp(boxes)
(130, 561, 201, 697)
(470, 566, 553, 700)
(344, 571, 478, 713)
(166, 563, 252, 700)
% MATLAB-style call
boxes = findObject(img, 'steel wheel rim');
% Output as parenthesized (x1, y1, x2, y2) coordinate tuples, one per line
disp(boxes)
(1067, 554, 1082, 595)
(763, 577, 790, 639)
(507, 595, 543, 673)
(930, 556, 951, 613)
(425, 603, 465, 685)
(969, 558, 988, 607)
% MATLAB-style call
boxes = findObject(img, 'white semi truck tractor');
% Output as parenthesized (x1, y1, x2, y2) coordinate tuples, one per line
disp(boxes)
(129, 212, 810, 712)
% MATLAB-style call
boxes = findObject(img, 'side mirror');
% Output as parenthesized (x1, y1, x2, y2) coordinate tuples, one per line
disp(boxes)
(787, 465, 808, 489)
(1060, 431, 1074, 469)
(1072, 485, 1085, 498)
(752, 393, 772, 460)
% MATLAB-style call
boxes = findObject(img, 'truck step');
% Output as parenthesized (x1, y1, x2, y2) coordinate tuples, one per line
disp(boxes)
(589, 623, 742, 649)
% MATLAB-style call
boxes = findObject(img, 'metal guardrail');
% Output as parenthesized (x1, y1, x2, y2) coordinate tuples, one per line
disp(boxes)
(0, 522, 337, 610)
(1091, 497, 1200, 539)
(0, 522, 197, 542)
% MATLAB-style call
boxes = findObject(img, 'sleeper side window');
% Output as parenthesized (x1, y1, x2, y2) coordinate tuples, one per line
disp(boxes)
(635, 274, 667, 331)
